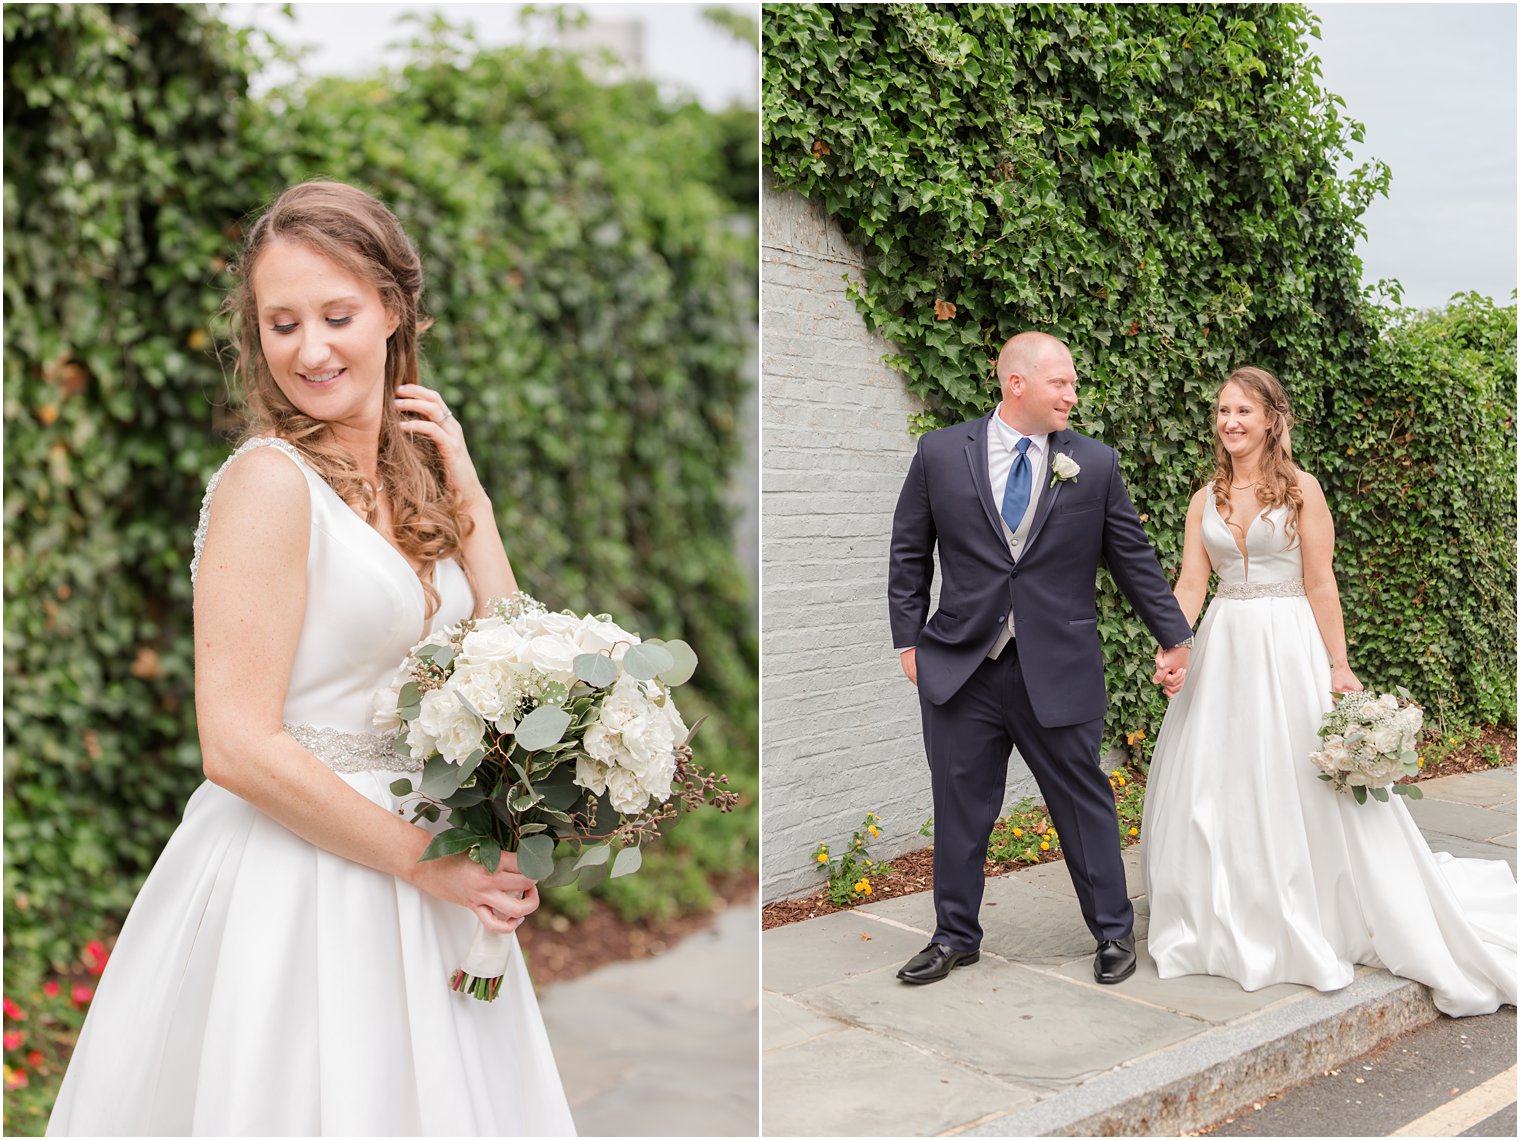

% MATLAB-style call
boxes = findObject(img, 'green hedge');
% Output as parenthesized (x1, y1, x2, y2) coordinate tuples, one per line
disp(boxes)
(4, 4, 758, 976)
(763, 2, 1513, 743)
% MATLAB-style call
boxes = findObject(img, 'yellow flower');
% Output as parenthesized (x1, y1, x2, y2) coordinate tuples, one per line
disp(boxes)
(1012, 827, 1023, 837)
(1118, 777, 1127, 786)
(868, 826, 880, 838)
(862, 881, 873, 895)
(1112, 769, 1124, 779)
(1040, 841, 1051, 852)
(1129, 827, 1139, 837)
(1048, 829, 1058, 838)
(816, 852, 828, 863)
(1136, 730, 1146, 741)
(1125, 732, 1135, 745)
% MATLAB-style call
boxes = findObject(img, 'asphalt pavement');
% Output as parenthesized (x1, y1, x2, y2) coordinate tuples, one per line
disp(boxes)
(762, 767, 1517, 1137)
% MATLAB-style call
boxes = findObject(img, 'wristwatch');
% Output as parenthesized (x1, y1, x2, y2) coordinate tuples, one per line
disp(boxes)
(1168, 637, 1195, 650)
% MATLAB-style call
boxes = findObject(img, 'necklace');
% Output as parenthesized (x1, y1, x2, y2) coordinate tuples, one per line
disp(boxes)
(1230, 478, 1261, 490)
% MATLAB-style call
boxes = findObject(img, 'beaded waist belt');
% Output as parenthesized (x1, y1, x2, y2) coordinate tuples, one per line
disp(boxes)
(284, 723, 419, 774)
(1215, 579, 1306, 600)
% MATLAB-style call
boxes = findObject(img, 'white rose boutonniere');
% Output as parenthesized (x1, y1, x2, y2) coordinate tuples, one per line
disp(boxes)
(1051, 453, 1081, 485)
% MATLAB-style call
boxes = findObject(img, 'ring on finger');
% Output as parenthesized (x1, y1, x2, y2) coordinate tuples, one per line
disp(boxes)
(440, 408, 455, 424)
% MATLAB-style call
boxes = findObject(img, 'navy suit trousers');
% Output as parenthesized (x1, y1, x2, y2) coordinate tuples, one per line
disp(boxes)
(919, 641, 1133, 951)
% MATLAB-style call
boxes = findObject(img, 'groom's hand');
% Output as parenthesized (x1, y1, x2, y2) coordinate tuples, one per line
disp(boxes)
(900, 647, 918, 686)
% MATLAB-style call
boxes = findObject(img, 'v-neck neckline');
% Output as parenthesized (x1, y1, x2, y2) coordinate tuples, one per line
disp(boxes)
(1210, 492, 1266, 579)
(311, 473, 437, 641)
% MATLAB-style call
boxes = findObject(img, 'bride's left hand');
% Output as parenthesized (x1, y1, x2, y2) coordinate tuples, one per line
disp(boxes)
(1330, 663, 1363, 695)
(394, 383, 487, 505)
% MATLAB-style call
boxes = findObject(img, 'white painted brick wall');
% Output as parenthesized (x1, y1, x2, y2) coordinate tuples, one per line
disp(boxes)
(761, 176, 1037, 902)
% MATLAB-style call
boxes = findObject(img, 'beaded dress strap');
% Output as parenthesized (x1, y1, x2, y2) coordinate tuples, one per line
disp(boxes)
(190, 438, 309, 587)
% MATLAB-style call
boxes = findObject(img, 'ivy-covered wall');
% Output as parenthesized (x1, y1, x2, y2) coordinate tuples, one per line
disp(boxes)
(4, 3, 758, 975)
(763, 2, 1514, 748)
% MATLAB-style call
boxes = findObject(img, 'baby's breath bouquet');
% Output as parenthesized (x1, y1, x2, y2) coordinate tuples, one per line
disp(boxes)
(375, 593, 736, 1000)
(1309, 688, 1426, 805)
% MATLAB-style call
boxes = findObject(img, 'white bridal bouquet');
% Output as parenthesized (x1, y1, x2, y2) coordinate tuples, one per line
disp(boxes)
(1309, 688, 1426, 805)
(376, 593, 736, 1000)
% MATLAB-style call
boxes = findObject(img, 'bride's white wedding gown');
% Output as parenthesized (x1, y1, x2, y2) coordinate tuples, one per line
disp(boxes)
(1141, 491, 1516, 1017)
(48, 438, 576, 1135)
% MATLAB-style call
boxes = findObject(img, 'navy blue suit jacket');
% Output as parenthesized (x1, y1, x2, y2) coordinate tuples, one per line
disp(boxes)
(888, 412, 1192, 726)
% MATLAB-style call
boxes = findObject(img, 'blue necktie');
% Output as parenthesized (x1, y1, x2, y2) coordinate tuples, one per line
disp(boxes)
(1001, 437, 1032, 531)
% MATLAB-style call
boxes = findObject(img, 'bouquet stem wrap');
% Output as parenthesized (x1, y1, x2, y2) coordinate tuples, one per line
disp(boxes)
(449, 923, 515, 1002)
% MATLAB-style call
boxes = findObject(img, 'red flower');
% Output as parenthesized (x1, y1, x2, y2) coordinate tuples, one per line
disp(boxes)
(1, 997, 22, 1021)
(4, 1066, 28, 1090)
(84, 940, 109, 975)
(3, 1030, 23, 1051)
(41, 980, 60, 998)
(70, 985, 93, 1007)
(26, 1051, 43, 1068)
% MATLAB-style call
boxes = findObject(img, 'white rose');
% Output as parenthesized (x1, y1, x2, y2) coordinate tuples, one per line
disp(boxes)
(1371, 726, 1402, 756)
(437, 707, 486, 765)
(406, 717, 438, 760)
(452, 662, 507, 721)
(583, 722, 628, 767)
(574, 753, 610, 796)
(518, 610, 580, 640)
(372, 685, 402, 733)
(605, 765, 651, 815)
(1051, 453, 1080, 481)
(574, 613, 639, 660)
(1378, 693, 1400, 711)
(527, 632, 581, 686)
(1359, 702, 1382, 720)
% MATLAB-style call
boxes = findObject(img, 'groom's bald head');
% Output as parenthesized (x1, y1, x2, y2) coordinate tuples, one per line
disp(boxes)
(995, 331, 1078, 435)
(996, 331, 1071, 389)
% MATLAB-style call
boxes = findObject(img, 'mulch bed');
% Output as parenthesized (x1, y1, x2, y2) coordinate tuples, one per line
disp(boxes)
(520, 871, 754, 986)
(762, 724, 1517, 933)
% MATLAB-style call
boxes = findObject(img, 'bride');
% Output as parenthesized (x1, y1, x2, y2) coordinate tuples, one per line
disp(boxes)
(1141, 366, 1515, 1018)
(48, 181, 576, 1134)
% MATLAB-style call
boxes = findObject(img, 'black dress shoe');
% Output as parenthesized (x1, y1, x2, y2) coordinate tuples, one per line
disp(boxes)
(1094, 935, 1137, 984)
(897, 941, 980, 984)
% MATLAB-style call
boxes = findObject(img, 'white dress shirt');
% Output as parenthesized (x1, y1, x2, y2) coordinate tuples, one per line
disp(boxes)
(987, 407, 1048, 525)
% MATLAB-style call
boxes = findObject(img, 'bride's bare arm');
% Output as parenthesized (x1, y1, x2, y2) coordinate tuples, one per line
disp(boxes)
(1297, 471, 1362, 694)
(1170, 488, 1213, 626)
(192, 447, 536, 932)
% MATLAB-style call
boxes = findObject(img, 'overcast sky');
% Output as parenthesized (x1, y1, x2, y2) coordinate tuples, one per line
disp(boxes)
(230, 2, 1514, 310)
(1307, 2, 1516, 309)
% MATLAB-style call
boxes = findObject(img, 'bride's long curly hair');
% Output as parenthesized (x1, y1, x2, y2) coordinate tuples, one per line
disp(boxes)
(224, 180, 471, 617)
(1209, 366, 1304, 547)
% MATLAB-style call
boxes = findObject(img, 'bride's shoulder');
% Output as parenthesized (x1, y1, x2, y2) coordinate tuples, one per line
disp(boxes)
(192, 438, 312, 586)
(1290, 466, 1325, 499)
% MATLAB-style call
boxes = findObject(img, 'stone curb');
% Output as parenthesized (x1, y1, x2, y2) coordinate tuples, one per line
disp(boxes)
(956, 971, 1441, 1136)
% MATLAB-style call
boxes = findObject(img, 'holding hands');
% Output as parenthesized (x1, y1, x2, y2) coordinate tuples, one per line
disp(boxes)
(1152, 644, 1190, 699)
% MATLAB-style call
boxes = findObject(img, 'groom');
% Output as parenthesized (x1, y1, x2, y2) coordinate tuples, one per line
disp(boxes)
(888, 331, 1193, 985)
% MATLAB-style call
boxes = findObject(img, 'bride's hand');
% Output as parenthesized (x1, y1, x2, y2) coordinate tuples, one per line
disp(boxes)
(1330, 663, 1363, 695)
(410, 850, 541, 934)
(394, 383, 488, 505)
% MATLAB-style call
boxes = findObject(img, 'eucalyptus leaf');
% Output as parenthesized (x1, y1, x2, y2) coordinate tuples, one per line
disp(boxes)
(573, 652, 618, 688)
(655, 639, 698, 686)
(610, 845, 643, 878)
(1402, 784, 1424, 800)
(516, 834, 556, 880)
(389, 778, 415, 797)
(1352, 786, 1368, 805)
(515, 705, 572, 751)
(1370, 786, 1389, 802)
(541, 857, 581, 889)
(575, 844, 611, 868)
(576, 861, 610, 892)
(420, 756, 469, 799)
(622, 642, 675, 680)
